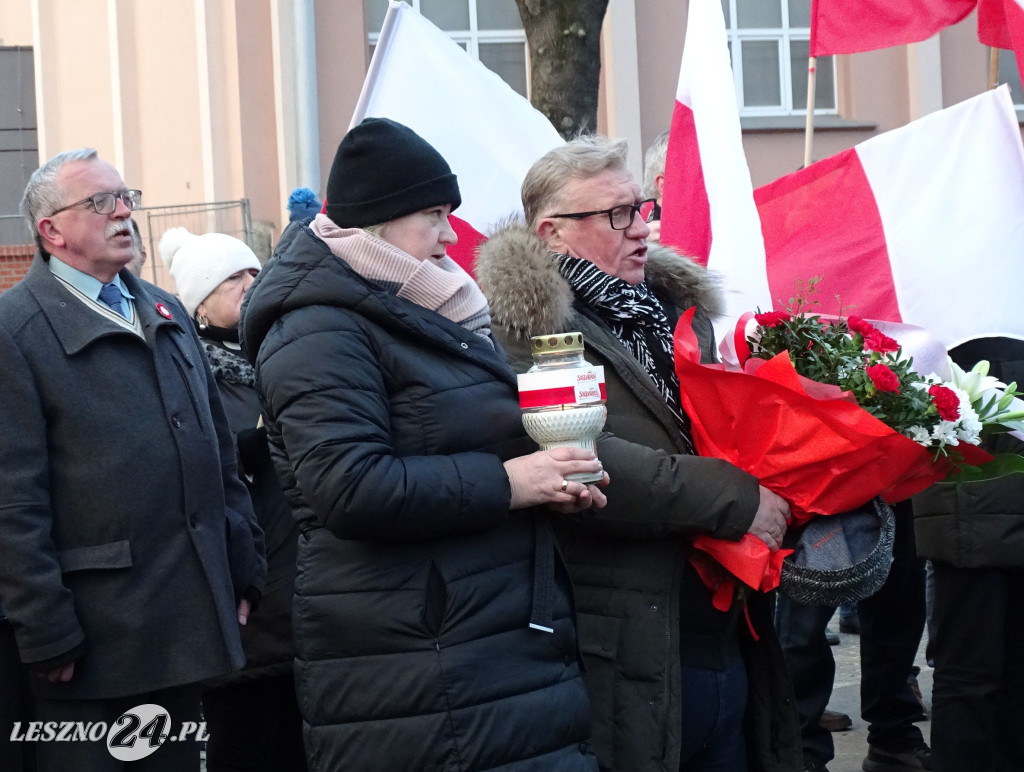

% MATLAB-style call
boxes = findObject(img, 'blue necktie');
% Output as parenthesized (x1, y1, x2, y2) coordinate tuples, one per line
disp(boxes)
(98, 282, 126, 318)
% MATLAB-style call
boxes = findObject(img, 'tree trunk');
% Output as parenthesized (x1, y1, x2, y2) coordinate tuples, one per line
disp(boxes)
(515, 0, 610, 139)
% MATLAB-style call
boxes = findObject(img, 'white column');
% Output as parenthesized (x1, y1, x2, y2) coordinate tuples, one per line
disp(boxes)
(907, 36, 944, 119)
(30, 0, 46, 159)
(271, 0, 296, 222)
(293, 0, 320, 194)
(601, 0, 643, 181)
(106, 0, 125, 172)
(194, 0, 217, 200)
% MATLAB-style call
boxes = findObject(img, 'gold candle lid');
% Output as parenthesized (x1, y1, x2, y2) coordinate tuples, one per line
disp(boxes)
(531, 332, 584, 354)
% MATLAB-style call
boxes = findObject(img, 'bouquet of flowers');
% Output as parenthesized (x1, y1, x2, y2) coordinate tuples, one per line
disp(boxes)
(674, 279, 1024, 609)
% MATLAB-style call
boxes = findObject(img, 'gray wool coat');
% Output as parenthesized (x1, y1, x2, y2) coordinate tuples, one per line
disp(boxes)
(0, 255, 266, 700)
(476, 223, 802, 772)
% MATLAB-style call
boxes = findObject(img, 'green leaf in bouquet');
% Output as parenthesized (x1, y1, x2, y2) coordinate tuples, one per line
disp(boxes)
(941, 452, 1024, 484)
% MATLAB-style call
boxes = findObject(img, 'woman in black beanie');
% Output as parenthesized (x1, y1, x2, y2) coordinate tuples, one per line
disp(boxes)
(239, 118, 605, 771)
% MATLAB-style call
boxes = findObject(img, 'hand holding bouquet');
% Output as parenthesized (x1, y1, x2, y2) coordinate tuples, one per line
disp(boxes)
(675, 278, 1024, 608)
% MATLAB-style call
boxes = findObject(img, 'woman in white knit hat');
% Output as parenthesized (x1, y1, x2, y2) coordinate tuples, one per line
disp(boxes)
(160, 228, 307, 772)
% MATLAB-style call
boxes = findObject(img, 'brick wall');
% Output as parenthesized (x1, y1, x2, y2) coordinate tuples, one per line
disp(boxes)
(0, 245, 35, 292)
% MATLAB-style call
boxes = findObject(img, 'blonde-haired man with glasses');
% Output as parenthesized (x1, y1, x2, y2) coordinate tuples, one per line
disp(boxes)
(0, 148, 265, 771)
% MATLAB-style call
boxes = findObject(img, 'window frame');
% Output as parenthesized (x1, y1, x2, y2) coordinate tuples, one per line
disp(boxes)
(367, 0, 530, 98)
(722, 0, 838, 118)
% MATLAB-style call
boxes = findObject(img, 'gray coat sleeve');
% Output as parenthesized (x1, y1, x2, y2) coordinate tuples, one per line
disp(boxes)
(0, 324, 85, 664)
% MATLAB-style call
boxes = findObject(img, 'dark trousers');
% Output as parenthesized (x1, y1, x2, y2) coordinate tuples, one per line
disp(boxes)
(930, 564, 1024, 772)
(677, 655, 749, 772)
(32, 682, 202, 771)
(775, 500, 927, 762)
(0, 618, 36, 771)
(202, 673, 307, 772)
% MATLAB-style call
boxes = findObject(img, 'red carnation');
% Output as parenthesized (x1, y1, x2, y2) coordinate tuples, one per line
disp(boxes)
(755, 311, 791, 328)
(862, 329, 899, 354)
(866, 363, 900, 393)
(929, 384, 961, 421)
(847, 316, 876, 336)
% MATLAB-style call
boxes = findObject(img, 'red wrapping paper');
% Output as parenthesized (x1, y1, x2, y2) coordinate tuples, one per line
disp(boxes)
(674, 308, 991, 607)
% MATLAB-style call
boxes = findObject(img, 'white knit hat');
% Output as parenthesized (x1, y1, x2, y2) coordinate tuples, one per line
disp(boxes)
(158, 227, 261, 317)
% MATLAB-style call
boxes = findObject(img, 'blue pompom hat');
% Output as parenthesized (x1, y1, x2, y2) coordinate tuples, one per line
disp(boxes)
(287, 187, 322, 222)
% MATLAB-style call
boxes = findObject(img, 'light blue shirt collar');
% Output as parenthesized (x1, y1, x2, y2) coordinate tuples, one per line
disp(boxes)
(48, 256, 135, 303)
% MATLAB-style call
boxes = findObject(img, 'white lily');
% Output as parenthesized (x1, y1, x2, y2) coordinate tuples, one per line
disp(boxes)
(946, 358, 1008, 401)
(942, 357, 1024, 431)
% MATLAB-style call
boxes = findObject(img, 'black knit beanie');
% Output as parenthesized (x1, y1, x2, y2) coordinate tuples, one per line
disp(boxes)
(325, 118, 461, 228)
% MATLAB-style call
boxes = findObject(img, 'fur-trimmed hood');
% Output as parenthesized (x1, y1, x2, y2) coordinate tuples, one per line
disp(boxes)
(475, 219, 724, 340)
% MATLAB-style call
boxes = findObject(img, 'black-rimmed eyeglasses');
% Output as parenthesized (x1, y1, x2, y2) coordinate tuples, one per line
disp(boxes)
(548, 198, 657, 231)
(49, 189, 142, 217)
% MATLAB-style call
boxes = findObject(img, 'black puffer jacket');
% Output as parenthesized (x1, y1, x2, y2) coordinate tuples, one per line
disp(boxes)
(240, 223, 596, 771)
(477, 223, 801, 772)
(913, 338, 1024, 567)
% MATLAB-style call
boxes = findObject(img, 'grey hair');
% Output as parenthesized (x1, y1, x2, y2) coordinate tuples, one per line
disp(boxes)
(521, 135, 630, 229)
(20, 148, 99, 252)
(643, 130, 670, 200)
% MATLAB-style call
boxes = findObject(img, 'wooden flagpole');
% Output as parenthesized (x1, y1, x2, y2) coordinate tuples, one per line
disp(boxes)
(989, 46, 1001, 89)
(803, 56, 817, 168)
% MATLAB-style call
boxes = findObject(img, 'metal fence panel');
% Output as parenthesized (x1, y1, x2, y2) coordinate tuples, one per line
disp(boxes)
(134, 200, 253, 291)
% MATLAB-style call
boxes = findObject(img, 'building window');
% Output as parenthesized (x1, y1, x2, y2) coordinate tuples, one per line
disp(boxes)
(721, 0, 837, 117)
(365, 0, 528, 98)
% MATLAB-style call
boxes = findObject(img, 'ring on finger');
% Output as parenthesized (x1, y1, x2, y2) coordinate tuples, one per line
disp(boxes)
(560, 479, 569, 492)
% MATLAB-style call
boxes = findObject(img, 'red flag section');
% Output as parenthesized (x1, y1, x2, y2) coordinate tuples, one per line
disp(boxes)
(977, 0, 1024, 88)
(660, 101, 712, 264)
(810, 0, 976, 56)
(754, 148, 901, 322)
(448, 216, 486, 277)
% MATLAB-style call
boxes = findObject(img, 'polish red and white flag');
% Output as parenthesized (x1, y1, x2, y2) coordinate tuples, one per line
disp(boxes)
(978, 0, 1024, 87)
(348, 0, 563, 273)
(750, 86, 1024, 348)
(808, 0, 1024, 89)
(808, 0, 976, 56)
(659, 0, 772, 320)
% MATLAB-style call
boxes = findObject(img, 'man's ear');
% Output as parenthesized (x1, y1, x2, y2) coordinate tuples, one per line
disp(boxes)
(37, 218, 66, 252)
(655, 173, 666, 199)
(536, 218, 565, 252)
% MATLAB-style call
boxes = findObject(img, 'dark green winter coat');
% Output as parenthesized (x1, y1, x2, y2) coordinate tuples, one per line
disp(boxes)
(477, 222, 802, 772)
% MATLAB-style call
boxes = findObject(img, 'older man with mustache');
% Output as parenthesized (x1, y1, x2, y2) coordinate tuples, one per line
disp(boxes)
(0, 148, 265, 771)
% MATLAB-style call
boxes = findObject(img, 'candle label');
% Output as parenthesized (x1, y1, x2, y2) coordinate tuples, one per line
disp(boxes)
(517, 367, 606, 409)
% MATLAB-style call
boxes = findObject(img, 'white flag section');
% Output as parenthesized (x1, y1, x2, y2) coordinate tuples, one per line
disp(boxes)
(660, 0, 771, 327)
(754, 86, 1024, 349)
(351, 0, 563, 272)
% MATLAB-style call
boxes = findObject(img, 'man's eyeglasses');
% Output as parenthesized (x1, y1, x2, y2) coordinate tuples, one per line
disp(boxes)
(49, 189, 142, 217)
(548, 198, 657, 231)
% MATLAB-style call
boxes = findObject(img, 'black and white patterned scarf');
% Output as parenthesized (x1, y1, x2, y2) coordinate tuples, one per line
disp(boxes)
(200, 339, 255, 387)
(557, 254, 695, 454)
